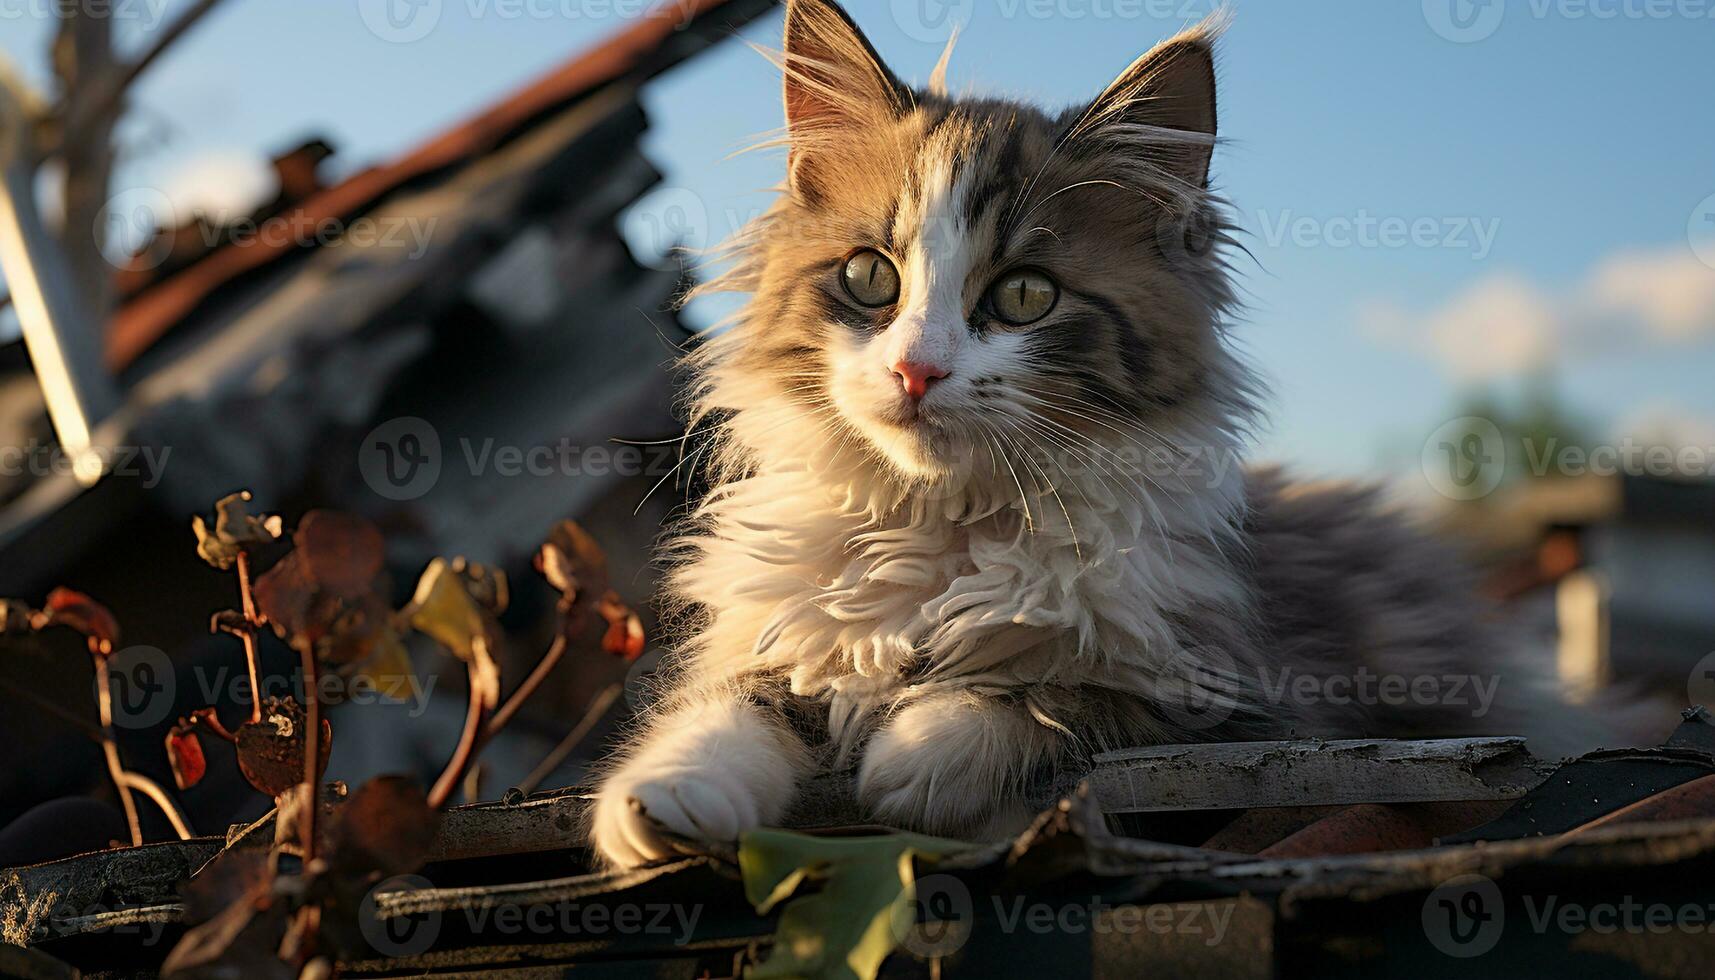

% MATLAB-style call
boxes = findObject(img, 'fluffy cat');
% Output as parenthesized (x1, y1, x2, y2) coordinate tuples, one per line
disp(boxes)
(587, 0, 1605, 868)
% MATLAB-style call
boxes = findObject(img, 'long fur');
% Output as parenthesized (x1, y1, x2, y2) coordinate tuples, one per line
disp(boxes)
(586, 2, 1623, 866)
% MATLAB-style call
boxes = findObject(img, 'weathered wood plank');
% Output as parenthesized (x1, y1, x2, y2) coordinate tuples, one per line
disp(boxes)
(1089, 738, 1552, 813)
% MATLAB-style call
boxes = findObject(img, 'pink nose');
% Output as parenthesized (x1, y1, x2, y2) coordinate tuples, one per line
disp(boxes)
(891, 360, 950, 400)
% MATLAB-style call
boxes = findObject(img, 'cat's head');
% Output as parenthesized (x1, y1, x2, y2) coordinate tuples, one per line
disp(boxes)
(699, 0, 1251, 493)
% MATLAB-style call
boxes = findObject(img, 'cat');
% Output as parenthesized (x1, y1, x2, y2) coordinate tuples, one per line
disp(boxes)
(586, 0, 1614, 869)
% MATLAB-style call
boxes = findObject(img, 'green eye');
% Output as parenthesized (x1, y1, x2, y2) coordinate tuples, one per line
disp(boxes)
(842, 249, 901, 307)
(990, 269, 1058, 325)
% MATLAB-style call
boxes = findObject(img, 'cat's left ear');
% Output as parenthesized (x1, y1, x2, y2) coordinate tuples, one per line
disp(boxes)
(781, 0, 909, 197)
(1080, 21, 1221, 190)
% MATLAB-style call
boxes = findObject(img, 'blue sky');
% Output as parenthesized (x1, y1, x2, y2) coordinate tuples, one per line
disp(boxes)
(4, 0, 1714, 478)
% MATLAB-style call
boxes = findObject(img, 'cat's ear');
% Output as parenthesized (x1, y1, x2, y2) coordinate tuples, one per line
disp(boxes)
(781, 0, 908, 196)
(1079, 21, 1221, 190)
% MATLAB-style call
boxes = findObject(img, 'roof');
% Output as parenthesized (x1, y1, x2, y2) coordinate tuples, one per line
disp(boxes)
(8, 709, 1714, 975)
(103, 0, 778, 372)
(0, 0, 780, 585)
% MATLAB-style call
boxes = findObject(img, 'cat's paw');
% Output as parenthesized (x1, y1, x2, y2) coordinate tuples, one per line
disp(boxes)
(590, 767, 762, 869)
(856, 698, 1043, 840)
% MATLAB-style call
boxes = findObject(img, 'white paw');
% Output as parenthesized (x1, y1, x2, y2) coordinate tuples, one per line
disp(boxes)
(856, 726, 1029, 839)
(590, 767, 761, 869)
(856, 697, 1050, 840)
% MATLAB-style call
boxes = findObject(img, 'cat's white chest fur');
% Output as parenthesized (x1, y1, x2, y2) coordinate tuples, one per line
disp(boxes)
(671, 419, 1252, 733)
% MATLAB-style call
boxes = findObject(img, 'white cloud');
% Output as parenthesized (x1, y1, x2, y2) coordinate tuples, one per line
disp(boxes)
(153, 150, 278, 225)
(1360, 246, 1715, 380)
(1585, 249, 1715, 342)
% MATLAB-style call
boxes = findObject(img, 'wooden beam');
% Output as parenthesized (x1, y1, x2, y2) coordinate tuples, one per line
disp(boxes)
(1090, 737, 1552, 813)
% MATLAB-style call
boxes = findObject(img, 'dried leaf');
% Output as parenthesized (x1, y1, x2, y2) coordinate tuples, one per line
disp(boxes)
(404, 559, 501, 708)
(167, 724, 208, 791)
(160, 894, 277, 978)
(452, 558, 509, 617)
(164, 850, 289, 979)
(254, 514, 391, 664)
(295, 511, 386, 600)
(535, 540, 578, 598)
(536, 520, 608, 600)
(210, 609, 251, 637)
(181, 850, 272, 921)
(348, 630, 415, 703)
(327, 776, 441, 877)
(37, 587, 120, 655)
(253, 551, 333, 645)
(236, 698, 332, 797)
(273, 782, 318, 850)
(192, 491, 284, 571)
(317, 591, 394, 667)
(597, 591, 645, 661)
(0, 599, 35, 635)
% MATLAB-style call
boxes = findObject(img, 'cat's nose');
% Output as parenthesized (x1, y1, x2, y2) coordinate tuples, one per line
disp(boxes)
(891, 360, 949, 400)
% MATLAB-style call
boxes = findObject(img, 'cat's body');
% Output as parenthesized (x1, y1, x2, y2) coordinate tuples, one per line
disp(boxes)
(587, 1, 1606, 868)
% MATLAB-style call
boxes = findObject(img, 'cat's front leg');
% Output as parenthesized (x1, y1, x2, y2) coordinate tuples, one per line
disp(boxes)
(589, 693, 810, 869)
(857, 692, 1060, 840)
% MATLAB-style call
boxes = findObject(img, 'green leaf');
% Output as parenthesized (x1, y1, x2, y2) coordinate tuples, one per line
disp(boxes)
(738, 829, 973, 980)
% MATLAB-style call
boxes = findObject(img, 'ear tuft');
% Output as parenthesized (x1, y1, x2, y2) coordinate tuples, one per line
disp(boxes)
(1078, 17, 1223, 190)
(927, 25, 959, 97)
(782, 0, 907, 196)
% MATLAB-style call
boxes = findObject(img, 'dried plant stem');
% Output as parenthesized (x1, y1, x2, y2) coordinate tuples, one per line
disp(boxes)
(192, 709, 239, 743)
(297, 642, 321, 862)
(518, 681, 624, 796)
(92, 651, 143, 846)
(118, 771, 195, 839)
(486, 634, 567, 737)
(235, 551, 263, 723)
(433, 630, 569, 807)
(418, 529, 618, 808)
(428, 662, 489, 809)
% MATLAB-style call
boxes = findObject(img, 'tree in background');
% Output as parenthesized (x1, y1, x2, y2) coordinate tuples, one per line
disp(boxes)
(6, 1, 228, 314)
(1449, 371, 1598, 495)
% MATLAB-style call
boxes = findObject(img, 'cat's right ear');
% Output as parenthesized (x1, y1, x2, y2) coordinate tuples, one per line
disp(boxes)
(781, 0, 908, 198)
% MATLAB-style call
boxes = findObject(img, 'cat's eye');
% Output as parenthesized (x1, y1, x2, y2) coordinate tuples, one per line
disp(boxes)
(989, 269, 1059, 325)
(842, 249, 901, 307)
